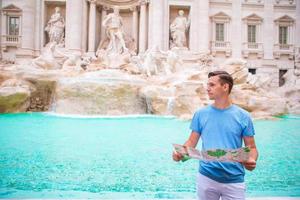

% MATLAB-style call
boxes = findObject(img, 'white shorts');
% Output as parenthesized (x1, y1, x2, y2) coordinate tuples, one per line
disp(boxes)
(196, 173, 246, 200)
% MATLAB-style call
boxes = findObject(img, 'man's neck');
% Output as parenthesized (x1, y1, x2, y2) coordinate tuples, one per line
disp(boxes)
(213, 97, 232, 110)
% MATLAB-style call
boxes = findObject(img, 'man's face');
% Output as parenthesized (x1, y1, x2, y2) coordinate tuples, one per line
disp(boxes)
(114, 8, 119, 15)
(206, 75, 229, 100)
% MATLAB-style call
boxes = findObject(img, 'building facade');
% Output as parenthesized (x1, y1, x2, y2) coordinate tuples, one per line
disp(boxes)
(1, 0, 299, 87)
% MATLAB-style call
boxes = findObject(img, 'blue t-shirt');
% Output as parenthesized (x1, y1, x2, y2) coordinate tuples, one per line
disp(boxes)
(190, 104, 255, 183)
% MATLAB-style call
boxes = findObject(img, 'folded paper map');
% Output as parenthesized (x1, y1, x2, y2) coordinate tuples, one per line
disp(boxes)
(173, 144, 250, 162)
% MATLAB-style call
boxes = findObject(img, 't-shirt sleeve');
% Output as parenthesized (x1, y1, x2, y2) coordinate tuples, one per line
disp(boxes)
(189, 111, 202, 135)
(241, 113, 255, 137)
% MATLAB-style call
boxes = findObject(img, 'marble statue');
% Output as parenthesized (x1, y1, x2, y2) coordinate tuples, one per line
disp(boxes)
(160, 50, 182, 75)
(282, 69, 300, 87)
(102, 7, 128, 55)
(247, 73, 272, 90)
(61, 54, 83, 71)
(142, 48, 159, 77)
(170, 10, 190, 49)
(279, 53, 300, 87)
(295, 53, 300, 77)
(45, 7, 65, 46)
(134, 47, 182, 77)
(53, 48, 91, 71)
(32, 42, 60, 70)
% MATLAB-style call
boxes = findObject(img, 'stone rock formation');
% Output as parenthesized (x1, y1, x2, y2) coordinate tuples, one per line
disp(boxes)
(0, 48, 298, 119)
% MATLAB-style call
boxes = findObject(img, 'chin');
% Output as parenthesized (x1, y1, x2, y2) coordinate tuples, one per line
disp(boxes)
(208, 96, 215, 100)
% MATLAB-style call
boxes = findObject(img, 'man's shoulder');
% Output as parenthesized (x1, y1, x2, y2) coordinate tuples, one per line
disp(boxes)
(232, 104, 252, 118)
(194, 105, 211, 115)
(106, 13, 115, 19)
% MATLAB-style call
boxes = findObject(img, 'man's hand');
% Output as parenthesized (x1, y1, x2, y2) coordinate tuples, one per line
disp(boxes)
(173, 131, 200, 162)
(242, 157, 256, 171)
(243, 136, 258, 171)
(172, 150, 183, 162)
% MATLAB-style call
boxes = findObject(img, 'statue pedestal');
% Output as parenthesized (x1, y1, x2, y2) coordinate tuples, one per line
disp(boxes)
(101, 52, 131, 69)
(170, 47, 188, 51)
(168, 49, 210, 62)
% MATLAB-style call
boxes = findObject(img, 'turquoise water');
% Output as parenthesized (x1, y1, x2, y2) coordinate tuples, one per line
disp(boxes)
(0, 113, 299, 198)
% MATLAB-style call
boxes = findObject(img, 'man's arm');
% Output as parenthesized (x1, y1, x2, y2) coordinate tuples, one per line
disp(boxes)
(183, 131, 200, 148)
(243, 136, 258, 171)
(172, 131, 200, 162)
(102, 14, 111, 27)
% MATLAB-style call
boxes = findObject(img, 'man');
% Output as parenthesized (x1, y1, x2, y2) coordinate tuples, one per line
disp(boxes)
(173, 71, 258, 200)
(102, 7, 128, 54)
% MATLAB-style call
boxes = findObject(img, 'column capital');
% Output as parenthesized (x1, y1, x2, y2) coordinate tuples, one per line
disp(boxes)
(130, 6, 138, 12)
(139, 0, 149, 6)
(101, 5, 110, 11)
(87, 0, 97, 4)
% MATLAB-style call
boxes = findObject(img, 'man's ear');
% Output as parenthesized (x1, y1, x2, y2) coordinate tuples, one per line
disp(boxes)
(222, 83, 229, 93)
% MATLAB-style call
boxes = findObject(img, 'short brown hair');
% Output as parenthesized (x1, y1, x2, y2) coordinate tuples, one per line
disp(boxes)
(208, 71, 234, 94)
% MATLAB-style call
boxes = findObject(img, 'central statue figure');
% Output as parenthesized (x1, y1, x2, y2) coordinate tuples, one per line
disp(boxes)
(169, 10, 190, 49)
(102, 7, 128, 54)
(45, 7, 65, 46)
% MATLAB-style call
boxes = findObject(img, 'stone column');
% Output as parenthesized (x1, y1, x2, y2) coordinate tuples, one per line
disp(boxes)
(198, 0, 209, 52)
(88, 0, 96, 55)
(40, 1, 45, 47)
(0, 6, 5, 39)
(257, 24, 260, 43)
(34, 0, 41, 56)
(131, 6, 138, 51)
(21, 0, 35, 56)
(212, 22, 215, 41)
(81, 0, 88, 52)
(0, 0, 2, 59)
(274, 22, 278, 44)
(139, 0, 148, 53)
(231, 0, 242, 58)
(101, 6, 108, 41)
(290, 25, 295, 44)
(226, 22, 229, 41)
(190, 0, 209, 52)
(263, 0, 274, 59)
(243, 22, 247, 43)
(65, 0, 83, 53)
(162, 0, 168, 51)
(296, 0, 300, 51)
(288, 26, 291, 44)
